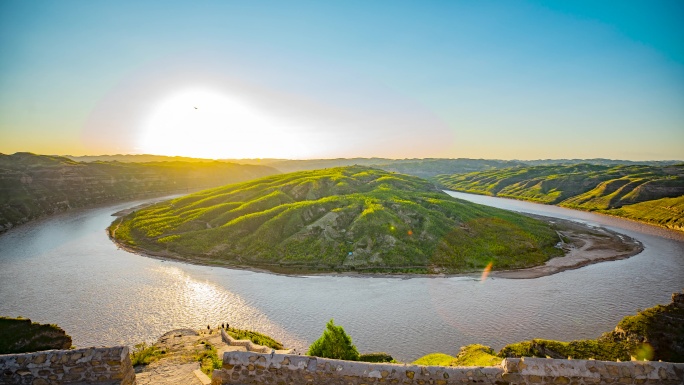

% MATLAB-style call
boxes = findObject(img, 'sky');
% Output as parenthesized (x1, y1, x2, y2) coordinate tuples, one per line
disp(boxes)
(1, 0, 683, 160)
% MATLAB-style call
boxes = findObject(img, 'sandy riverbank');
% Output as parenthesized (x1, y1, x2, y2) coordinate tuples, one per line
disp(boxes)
(490, 215, 643, 279)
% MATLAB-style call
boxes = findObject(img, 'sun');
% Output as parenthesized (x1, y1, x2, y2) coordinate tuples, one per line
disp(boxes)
(137, 89, 307, 159)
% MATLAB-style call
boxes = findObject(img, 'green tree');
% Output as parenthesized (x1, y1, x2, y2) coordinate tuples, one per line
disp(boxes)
(307, 319, 360, 360)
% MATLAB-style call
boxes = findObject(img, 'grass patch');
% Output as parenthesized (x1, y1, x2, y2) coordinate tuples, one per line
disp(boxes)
(452, 344, 501, 366)
(227, 328, 284, 350)
(195, 341, 222, 377)
(412, 353, 456, 366)
(130, 342, 165, 366)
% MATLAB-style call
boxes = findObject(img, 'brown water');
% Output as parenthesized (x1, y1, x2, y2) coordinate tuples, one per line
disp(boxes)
(0, 192, 682, 362)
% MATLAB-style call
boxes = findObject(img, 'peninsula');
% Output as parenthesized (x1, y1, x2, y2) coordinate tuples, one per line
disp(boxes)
(109, 166, 639, 276)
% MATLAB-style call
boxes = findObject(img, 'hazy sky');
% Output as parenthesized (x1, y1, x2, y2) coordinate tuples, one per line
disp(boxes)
(1, 1, 683, 160)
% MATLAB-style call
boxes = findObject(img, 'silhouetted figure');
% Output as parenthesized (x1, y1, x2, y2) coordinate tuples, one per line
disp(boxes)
(207, 325, 210, 330)
(221, 323, 224, 329)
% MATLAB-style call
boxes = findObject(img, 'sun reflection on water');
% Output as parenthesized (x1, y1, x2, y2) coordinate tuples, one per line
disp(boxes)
(113, 264, 308, 351)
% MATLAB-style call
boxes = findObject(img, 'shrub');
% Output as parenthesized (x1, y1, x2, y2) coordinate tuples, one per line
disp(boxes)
(359, 352, 396, 363)
(307, 319, 360, 361)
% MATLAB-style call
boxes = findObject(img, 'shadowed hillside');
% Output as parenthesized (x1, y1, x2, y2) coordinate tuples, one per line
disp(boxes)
(436, 164, 684, 231)
(0, 153, 279, 232)
(0, 317, 72, 354)
(111, 166, 563, 274)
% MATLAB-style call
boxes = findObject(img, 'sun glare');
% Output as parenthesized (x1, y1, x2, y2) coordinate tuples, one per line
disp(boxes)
(138, 89, 307, 159)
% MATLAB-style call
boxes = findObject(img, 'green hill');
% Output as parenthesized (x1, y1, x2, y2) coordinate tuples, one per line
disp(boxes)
(111, 166, 562, 274)
(0, 152, 279, 232)
(436, 164, 684, 231)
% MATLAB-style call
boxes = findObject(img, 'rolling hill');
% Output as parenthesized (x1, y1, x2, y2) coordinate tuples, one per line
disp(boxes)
(436, 164, 684, 231)
(111, 166, 563, 274)
(0, 152, 279, 232)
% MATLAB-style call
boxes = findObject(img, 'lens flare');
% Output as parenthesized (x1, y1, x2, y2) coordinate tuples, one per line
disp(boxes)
(480, 261, 494, 282)
(633, 343, 654, 361)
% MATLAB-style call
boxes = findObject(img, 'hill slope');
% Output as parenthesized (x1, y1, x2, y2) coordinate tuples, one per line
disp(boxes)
(0, 153, 278, 232)
(415, 291, 684, 365)
(436, 164, 684, 231)
(111, 166, 563, 274)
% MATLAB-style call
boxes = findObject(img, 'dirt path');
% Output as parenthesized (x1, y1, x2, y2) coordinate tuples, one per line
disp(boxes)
(134, 328, 240, 385)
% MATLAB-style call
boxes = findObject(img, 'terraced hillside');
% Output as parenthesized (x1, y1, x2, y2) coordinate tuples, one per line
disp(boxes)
(436, 164, 684, 231)
(111, 166, 563, 274)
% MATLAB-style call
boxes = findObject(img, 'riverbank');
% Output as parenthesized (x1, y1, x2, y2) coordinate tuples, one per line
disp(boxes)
(109, 212, 643, 280)
(491, 215, 643, 279)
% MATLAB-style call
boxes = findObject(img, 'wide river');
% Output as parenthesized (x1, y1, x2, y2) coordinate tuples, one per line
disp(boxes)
(0, 191, 682, 362)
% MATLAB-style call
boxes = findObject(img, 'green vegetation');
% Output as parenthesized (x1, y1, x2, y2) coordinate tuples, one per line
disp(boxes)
(227, 327, 284, 350)
(196, 341, 222, 377)
(437, 164, 684, 231)
(415, 291, 684, 366)
(499, 338, 631, 361)
(113, 166, 562, 274)
(606, 196, 684, 231)
(358, 352, 397, 363)
(412, 353, 457, 366)
(0, 152, 278, 233)
(413, 345, 501, 367)
(308, 319, 360, 361)
(451, 344, 501, 366)
(0, 317, 72, 354)
(130, 342, 165, 366)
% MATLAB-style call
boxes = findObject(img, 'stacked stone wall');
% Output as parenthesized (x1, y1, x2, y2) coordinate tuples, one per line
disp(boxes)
(212, 351, 684, 385)
(0, 346, 135, 385)
(503, 357, 683, 384)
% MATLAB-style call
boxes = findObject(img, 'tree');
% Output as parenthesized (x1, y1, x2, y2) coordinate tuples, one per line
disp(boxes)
(307, 319, 360, 360)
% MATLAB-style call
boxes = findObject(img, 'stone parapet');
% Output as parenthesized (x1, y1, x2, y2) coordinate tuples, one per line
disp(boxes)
(211, 351, 501, 384)
(211, 351, 684, 385)
(0, 346, 136, 385)
(503, 357, 684, 384)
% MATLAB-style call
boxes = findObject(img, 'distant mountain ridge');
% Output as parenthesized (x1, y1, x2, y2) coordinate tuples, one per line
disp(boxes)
(67, 154, 683, 178)
(436, 164, 684, 231)
(110, 166, 563, 274)
(0, 152, 279, 233)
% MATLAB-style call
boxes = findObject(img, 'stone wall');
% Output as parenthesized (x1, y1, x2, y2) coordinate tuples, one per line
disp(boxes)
(211, 351, 684, 385)
(503, 357, 683, 384)
(0, 346, 136, 385)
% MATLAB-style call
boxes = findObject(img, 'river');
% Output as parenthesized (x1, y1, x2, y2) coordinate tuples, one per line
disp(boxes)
(0, 192, 682, 362)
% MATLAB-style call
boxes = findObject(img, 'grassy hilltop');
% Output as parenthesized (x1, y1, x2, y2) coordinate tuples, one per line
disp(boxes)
(436, 164, 684, 231)
(111, 166, 562, 274)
